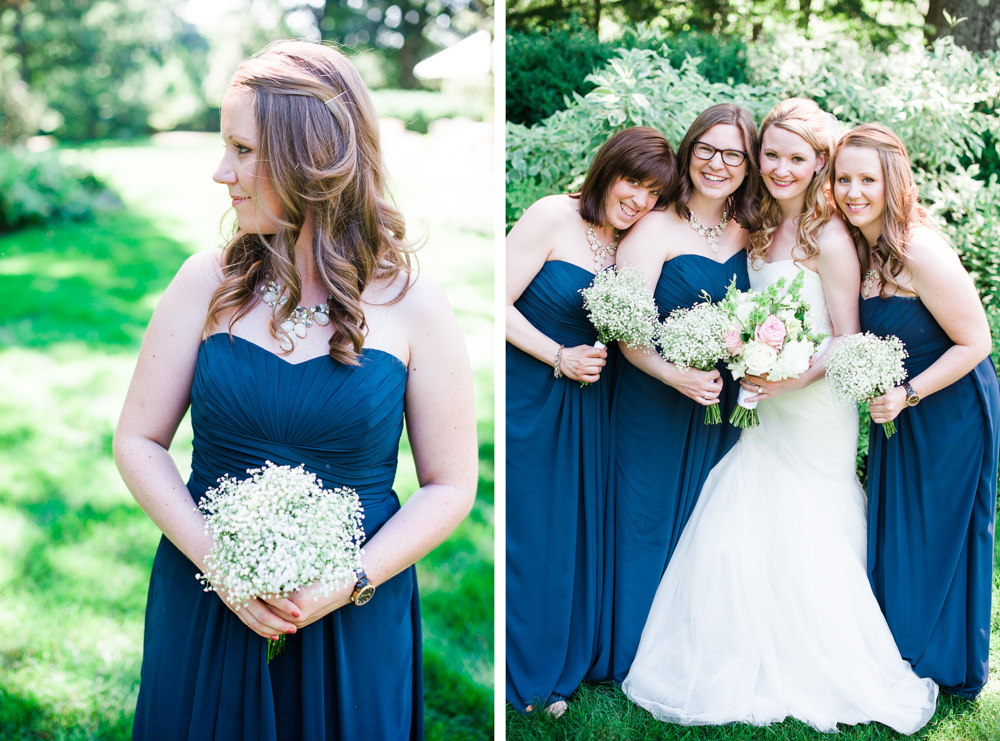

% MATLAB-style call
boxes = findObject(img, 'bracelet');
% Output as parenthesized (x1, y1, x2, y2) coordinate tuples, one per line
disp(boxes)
(553, 345, 565, 379)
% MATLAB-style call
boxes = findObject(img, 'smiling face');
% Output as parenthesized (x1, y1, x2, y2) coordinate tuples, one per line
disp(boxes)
(760, 125, 824, 210)
(833, 145, 886, 247)
(602, 176, 660, 231)
(687, 124, 747, 205)
(213, 85, 285, 235)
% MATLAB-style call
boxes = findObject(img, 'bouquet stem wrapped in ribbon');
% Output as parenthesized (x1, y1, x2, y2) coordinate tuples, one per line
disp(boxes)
(823, 332, 908, 438)
(719, 272, 827, 428)
(196, 461, 365, 662)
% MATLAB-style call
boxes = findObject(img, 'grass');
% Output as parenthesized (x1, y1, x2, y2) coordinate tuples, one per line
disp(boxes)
(0, 125, 493, 740)
(507, 523, 1000, 740)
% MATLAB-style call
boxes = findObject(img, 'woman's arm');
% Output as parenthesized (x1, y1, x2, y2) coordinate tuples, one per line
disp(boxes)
(869, 228, 992, 424)
(505, 197, 607, 384)
(284, 277, 478, 625)
(744, 218, 861, 400)
(617, 211, 723, 406)
(113, 250, 301, 639)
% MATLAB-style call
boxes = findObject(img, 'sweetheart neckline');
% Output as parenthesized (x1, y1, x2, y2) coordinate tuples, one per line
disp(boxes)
(202, 333, 408, 372)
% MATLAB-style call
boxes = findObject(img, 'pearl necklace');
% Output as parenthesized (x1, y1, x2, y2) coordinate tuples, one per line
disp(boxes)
(687, 208, 729, 253)
(586, 223, 620, 271)
(862, 269, 878, 298)
(261, 280, 332, 352)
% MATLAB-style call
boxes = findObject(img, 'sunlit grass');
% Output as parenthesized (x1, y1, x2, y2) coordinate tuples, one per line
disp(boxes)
(0, 126, 493, 739)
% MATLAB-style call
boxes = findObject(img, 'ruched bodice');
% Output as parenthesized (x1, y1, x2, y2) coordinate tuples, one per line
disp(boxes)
(506, 259, 615, 711)
(860, 294, 999, 698)
(190, 334, 406, 509)
(609, 250, 748, 682)
(134, 333, 422, 741)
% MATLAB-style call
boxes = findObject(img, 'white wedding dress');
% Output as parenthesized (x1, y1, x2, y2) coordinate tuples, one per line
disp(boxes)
(621, 261, 938, 734)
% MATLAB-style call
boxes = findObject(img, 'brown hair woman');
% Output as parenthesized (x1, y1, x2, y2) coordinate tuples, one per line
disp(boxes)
(114, 40, 478, 739)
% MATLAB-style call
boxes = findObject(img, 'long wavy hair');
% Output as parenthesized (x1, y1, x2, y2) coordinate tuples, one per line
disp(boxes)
(748, 98, 836, 267)
(204, 40, 414, 364)
(831, 123, 931, 297)
(674, 103, 762, 232)
(573, 126, 677, 234)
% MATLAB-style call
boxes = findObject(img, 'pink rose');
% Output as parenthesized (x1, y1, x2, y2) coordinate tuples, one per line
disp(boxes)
(723, 330, 744, 356)
(755, 315, 786, 350)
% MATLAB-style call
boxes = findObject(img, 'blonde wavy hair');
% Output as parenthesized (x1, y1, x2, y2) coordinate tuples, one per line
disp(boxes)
(205, 39, 414, 364)
(830, 123, 930, 298)
(748, 98, 836, 267)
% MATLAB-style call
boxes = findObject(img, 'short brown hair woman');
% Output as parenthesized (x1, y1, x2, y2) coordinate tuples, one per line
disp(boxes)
(506, 126, 675, 715)
(114, 40, 478, 738)
(833, 123, 999, 698)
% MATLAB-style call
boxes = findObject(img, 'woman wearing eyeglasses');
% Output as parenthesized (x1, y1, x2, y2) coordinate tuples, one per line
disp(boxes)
(622, 99, 937, 733)
(607, 104, 761, 681)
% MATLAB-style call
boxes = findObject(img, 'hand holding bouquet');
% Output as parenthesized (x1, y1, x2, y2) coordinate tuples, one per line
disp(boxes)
(196, 461, 365, 661)
(823, 332, 908, 438)
(719, 272, 827, 428)
(656, 297, 731, 424)
(579, 264, 659, 351)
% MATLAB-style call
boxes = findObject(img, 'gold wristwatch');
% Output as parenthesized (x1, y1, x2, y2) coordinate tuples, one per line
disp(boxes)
(903, 381, 920, 407)
(351, 569, 376, 606)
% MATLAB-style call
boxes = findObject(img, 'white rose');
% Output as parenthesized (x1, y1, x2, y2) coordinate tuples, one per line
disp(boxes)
(735, 301, 755, 325)
(743, 340, 778, 375)
(769, 339, 814, 381)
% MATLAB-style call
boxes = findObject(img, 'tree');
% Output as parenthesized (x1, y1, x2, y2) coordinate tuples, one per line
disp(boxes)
(925, 0, 1000, 53)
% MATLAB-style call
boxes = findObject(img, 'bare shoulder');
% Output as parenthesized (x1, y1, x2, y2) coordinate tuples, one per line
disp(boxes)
(619, 207, 674, 258)
(171, 248, 226, 299)
(905, 226, 963, 276)
(815, 214, 856, 260)
(510, 194, 579, 237)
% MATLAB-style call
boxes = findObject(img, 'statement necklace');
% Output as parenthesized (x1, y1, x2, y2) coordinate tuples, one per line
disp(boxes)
(862, 269, 878, 298)
(586, 223, 620, 271)
(687, 208, 729, 253)
(262, 280, 332, 352)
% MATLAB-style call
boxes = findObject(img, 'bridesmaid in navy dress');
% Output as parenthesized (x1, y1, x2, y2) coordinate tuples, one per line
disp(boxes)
(832, 123, 999, 698)
(610, 104, 762, 681)
(506, 128, 676, 715)
(114, 41, 477, 739)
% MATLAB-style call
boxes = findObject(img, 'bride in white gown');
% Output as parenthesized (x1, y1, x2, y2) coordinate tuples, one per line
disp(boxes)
(622, 100, 938, 734)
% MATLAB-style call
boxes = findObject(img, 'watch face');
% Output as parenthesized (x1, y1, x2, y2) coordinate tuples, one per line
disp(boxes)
(354, 585, 375, 605)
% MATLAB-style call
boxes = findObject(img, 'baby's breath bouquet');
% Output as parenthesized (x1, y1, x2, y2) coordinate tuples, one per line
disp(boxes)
(579, 264, 659, 351)
(823, 332, 908, 438)
(196, 461, 365, 662)
(719, 272, 828, 428)
(657, 298, 731, 424)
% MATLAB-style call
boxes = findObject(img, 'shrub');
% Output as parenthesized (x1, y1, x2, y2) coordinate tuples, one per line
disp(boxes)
(506, 26, 750, 127)
(0, 148, 119, 233)
(371, 89, 492, 134)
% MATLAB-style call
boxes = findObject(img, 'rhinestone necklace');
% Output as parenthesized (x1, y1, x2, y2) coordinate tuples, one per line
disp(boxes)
(862, 269, 878, 298)
(262, 280, 332, 352)
(586, 223, 620, 271)
(687, 208, 729, 253)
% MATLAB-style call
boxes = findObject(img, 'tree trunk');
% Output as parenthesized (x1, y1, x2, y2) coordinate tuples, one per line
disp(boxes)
(936, 0, 1000, 53)
(924, 0, 944, 45)
(592, 0, 601, 33)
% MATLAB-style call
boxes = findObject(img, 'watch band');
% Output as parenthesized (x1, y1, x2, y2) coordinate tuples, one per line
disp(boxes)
(351, 569, 376, 606)
(903, 381, 920, 406)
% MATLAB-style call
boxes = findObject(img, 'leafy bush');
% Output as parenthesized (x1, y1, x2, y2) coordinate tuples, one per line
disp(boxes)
(507, 35, 1000, 307)
(0, 149, 119, 233)
(506, 26, 750, 127)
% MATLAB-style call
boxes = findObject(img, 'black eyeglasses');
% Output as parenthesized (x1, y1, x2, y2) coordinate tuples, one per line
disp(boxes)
(692, 141, 747, 167)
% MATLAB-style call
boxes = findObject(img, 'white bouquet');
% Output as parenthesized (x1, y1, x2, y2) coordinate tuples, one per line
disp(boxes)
(657, 298, 731, 424)
(719, 272, 827, 428)
(823, 332, 908, 438)
(579, 264, 659, 351)
(196, 461, 365, 661)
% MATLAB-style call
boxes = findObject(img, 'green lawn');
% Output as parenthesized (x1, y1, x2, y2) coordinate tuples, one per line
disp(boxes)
(507, 522, 1000, 740)
(0, 125, 494, 740)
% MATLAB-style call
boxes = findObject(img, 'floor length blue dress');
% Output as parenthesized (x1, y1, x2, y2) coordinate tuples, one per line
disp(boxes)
(610, 252, 748, 682)
(133, 333, 421, 741)
(861, 295, 999, 698)
(506, 260, 616, 710)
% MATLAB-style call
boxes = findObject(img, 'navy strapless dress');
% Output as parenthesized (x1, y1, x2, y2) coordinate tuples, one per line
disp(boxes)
(506, 260, 616, 711)
(610, 252, 748, 682)
(133, 334, 421, 740)
(861, 296, 999, 698)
